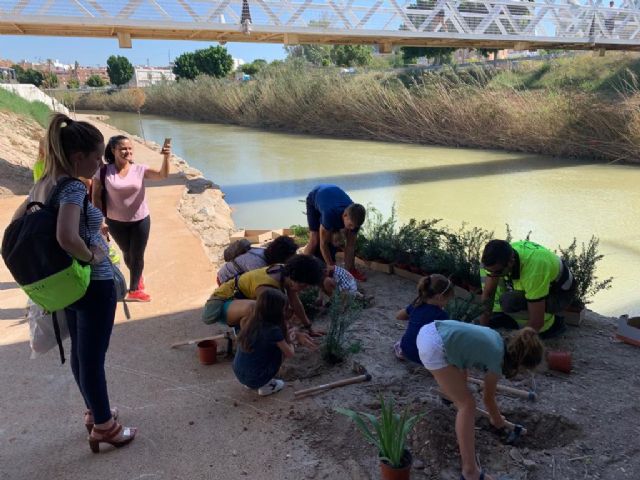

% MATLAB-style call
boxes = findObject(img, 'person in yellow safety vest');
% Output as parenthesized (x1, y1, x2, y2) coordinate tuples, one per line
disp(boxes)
(478, 239, 577, 339)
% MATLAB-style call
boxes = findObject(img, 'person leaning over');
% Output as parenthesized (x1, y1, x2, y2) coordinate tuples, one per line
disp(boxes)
(11, 114, 136, 453)
(418, 321, 543, 480)
(217, 235, 299, 285)
(479, 239, 576, 339)
(203, 254, 325, 341)
(303, 184, 366, 281)
(92, 135, 171, 303)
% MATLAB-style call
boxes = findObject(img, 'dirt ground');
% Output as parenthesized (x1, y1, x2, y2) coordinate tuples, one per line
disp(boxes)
(1, 110, 639, 480)
(281, 272, 640, 480)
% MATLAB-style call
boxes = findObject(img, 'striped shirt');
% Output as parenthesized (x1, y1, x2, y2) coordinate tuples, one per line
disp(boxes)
(333, 266, 357, 293)
(55, 180, 113, 281)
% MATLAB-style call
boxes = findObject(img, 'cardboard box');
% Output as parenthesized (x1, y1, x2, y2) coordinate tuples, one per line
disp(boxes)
(257, 229, 294, 244)
(369, 260, 393, 274)
(563, 308, 586, 327)
(394, 267, 423, 283)
(229, 229, 270, 244)
(617, 316, 640, 347)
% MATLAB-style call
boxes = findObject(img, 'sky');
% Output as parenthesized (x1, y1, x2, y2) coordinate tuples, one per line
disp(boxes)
(1, 35, 287, 67)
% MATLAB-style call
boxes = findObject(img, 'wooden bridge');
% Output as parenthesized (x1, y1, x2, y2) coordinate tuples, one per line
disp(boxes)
(1, 0, 640, 52)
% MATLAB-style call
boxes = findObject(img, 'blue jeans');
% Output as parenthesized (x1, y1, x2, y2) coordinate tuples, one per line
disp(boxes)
(65, 279, 117, 424)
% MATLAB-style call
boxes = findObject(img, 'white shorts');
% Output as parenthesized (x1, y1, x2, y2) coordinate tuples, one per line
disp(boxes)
(417, 322, 449, 371)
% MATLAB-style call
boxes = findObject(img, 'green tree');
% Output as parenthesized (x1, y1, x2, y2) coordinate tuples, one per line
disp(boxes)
(401, 46, 455, 65)
(172, 52, 200, 80)
(286, 44, 332, 66)
(42, 72, 59, 88)
(106, 55, 134, 86)
(15, 67, 44, 86)
(193, 46, 234, 78)
(241, 58, 268, 75)
(330, 45, 373, 67)
(67, 78, 80, 89)
(85, 74, 106, 87)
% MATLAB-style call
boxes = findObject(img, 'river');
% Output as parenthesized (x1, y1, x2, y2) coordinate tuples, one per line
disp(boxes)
(93, 110, 640, 318)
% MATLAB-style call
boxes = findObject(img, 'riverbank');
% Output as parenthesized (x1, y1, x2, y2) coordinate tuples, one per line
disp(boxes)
(1, 110, 640, 479)
(68, 53, 640, 163)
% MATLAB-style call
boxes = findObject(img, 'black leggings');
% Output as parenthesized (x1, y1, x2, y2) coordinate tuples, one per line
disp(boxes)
(106, 216, 151, 292)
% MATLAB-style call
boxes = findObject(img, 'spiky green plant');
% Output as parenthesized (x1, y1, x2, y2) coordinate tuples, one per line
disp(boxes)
(336, 396, 423, 468)
(446, 292, 485, 323)
(321, 290, 362, 364)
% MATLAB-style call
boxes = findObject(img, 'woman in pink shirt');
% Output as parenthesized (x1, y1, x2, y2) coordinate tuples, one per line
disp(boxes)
(92, 135, 170, 302)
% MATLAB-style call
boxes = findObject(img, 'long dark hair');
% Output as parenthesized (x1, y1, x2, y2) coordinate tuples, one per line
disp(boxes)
(44, 113, 103, 178)
(238, 289, 287, 353)
(104, 135, 129, 164)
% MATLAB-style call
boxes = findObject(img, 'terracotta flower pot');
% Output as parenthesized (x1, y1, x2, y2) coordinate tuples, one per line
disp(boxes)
(379, 450, 412, 480)
(197, 339, 218, 365)
(547, 350, 571, 374)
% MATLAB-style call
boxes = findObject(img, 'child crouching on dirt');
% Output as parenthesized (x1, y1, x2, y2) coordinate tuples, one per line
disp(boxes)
(233, 289, 318, 396)
(418, 322, 543, 480)
(320, 265, 358, 298)
(394, 274, 453, 364)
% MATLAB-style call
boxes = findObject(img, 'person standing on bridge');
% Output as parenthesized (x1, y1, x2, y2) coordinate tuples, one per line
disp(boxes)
(303, 184, 367, 281)
(92, 135, 171, 302)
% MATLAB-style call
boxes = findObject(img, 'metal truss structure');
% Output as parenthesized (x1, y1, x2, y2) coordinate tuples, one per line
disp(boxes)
(2, 0, 640, 51)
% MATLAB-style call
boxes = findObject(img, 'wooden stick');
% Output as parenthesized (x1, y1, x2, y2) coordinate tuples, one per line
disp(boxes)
(468, 377, 537, 401)
(170, 333, 226, 349)
(294, 373, 372, 398)
(436, 389, 526, 434)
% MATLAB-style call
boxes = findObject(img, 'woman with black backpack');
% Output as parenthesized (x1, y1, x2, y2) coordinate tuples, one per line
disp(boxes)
(10, 114, 137, 453)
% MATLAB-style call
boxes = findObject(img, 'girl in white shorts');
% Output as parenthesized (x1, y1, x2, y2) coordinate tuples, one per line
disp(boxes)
(417, 320, 543, 480)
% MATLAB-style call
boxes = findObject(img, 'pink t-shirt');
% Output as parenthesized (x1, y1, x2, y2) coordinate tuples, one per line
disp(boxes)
(96, 163, 150, 222)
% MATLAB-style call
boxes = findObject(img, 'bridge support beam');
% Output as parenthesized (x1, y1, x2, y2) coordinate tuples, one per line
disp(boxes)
(117, 32, 132, 48)
(378, 42, 393, 54)
(514, 42, 531, 51)
(283, 33, 299, 45)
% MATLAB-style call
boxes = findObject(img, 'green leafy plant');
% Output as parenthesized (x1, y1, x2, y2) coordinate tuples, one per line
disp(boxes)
(336, 396, 423, 469)
(321, 290, 362, 364)
(356, 206, 399, 262)
(290, 224, 310, 246)
(558, 236, 613, 307)
(446, 292, 485, 323)
(298, 286, 321, 320)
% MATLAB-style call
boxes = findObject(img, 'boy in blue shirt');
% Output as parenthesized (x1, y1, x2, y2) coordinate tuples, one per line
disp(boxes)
(303, 184, 366, 281)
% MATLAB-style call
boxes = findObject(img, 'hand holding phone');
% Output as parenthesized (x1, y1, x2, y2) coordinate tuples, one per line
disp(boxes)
(162, 137, 172, 157)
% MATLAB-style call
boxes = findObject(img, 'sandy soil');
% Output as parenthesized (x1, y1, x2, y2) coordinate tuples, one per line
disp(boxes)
(1, 111, 638, 480)
(0, 111, 43, 197)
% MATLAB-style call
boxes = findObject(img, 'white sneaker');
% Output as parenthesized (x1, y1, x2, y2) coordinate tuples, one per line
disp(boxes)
(258, 379, 285, 396)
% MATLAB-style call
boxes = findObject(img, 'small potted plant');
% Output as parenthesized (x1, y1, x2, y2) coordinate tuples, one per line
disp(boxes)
(337, 397, 423, 480)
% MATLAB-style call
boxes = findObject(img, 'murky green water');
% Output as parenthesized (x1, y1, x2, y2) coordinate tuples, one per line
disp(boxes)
(94, 110, 640, 317)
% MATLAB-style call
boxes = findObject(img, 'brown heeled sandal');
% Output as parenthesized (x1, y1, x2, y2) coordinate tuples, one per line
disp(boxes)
(84, 408, 119, 433)
(88, 421, 137, 453)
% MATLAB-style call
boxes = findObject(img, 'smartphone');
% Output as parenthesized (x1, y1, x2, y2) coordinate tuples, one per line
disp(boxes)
(163, 137, 172, 149)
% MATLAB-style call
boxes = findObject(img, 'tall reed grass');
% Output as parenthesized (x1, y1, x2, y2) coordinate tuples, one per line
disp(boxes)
(71, 56, 640, 162)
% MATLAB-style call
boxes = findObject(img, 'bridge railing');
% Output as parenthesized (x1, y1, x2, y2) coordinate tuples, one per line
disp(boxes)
(2, 0, 640, 43)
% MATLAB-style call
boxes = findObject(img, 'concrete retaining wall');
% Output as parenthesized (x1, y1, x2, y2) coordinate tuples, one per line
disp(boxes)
(0, 83, 69, 115)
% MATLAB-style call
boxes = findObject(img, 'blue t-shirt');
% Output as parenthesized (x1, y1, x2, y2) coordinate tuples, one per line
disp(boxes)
(312, 184, 353, 231)
(55, 179, 113, 281)
(400, 303, 448, 364)
(233, 324, 285, 389)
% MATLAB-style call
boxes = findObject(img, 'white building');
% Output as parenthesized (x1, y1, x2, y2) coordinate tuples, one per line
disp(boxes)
(233, 58, 245, 71)
(127, 67, 176, 87)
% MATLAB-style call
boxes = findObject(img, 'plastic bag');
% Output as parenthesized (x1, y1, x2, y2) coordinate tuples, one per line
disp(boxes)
(27, 300, 68, 358)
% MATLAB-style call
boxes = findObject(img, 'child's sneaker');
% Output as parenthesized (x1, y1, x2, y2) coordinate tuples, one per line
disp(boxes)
(126, 290, 151, 302)
(258, 379, 285, 396)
